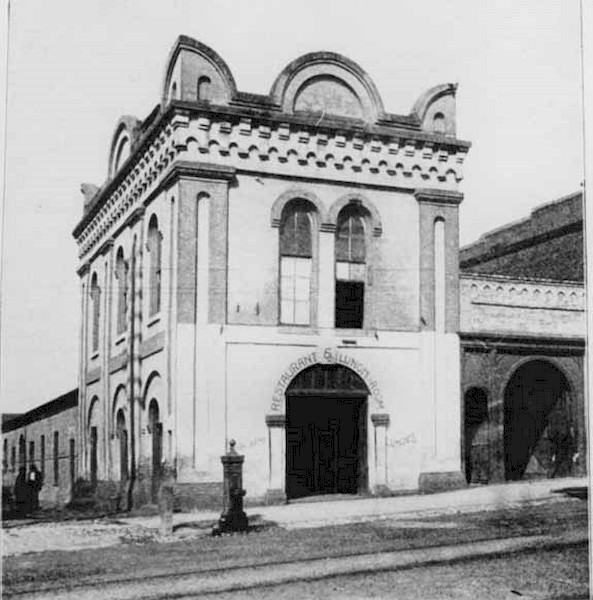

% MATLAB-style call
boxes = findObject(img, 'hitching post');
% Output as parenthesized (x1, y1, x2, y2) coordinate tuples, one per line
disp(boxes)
(212, 439, 248, 535)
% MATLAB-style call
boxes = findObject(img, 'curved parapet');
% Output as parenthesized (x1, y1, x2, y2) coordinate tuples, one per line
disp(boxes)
(270, 51, 385, 123)
(108, 115, 142, 179)
(412, 83, 458, 136)
(161, 35, 237, 107)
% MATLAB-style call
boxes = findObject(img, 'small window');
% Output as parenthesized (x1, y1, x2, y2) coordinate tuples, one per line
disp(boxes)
(2, 439, 7, 473)
(11, 445, 15, 472)
(335, 206, 367, 329)
(53, 431, 59, 486)
(279, 201, 314, 325)
(197, 76, 211, 101)
(29, 440, 35, 465)
(433, 112, 446, 134)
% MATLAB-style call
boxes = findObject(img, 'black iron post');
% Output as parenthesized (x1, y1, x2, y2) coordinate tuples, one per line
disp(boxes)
(212, 439, 248, 535)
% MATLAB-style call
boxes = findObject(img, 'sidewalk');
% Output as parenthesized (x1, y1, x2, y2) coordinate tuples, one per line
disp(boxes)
(2, 476, 587, 557)
(122, 475, 588, 530)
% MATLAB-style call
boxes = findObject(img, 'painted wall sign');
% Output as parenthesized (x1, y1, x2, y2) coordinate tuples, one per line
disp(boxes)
(270, 346, 384, 412)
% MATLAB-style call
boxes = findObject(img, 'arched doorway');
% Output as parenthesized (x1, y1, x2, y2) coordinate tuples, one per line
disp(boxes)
(464, 388, 489, 484)
(285, 364, 368, 499)
(148, 399, 162, 502)
(504, 360, 574, 481)
(116, 409, 128, 481)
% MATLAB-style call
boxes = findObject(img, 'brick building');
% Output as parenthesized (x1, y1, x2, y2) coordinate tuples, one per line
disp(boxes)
(2, 390, 78, 508)
(71, 36, 471, 508)
(459, 191, 586, 484)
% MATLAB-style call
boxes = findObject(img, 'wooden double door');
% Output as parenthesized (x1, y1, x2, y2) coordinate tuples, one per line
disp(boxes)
(286, 394, 367, 499)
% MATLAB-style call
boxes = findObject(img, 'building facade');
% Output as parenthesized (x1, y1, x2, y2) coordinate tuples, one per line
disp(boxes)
(2, 390, 78, 509)
(72, 36, 471, 507)
(459, 192, 586, 485)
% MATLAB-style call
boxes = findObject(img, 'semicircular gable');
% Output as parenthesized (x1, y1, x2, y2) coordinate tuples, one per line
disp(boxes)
(161, 35, 237, 106)
(108, 116, 141, 179)
(270, 52, 384, 123)
(412, 83, 457, 136)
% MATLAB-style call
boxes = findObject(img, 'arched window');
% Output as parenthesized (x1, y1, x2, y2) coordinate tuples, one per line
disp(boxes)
(433, 112, 446, 134)
(147, 215, 163, 316)
(197, 76, 211, 101)
(279, 200, 314, 325)
(115, 247, 128, 335)
(90, 273, 101, 353)
(335, 205, 367, 328)
(434, 218, 446, 333)
(170, 81, 178, 101)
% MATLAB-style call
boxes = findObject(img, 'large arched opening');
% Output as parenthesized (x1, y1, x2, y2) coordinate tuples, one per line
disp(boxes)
(285, 364, 368, 499)
(504, 360, 574, 481)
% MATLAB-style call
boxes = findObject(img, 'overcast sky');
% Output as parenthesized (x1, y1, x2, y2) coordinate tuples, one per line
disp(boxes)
(0, 0, 584, 413)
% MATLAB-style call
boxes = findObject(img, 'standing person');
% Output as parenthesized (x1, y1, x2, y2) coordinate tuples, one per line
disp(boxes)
(13, 467, 28, 517)
(27, 464, 43, 513)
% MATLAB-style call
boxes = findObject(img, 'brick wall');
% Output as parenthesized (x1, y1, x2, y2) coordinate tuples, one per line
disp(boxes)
(460, 192, 583, 282)
(2, 402, 78, 509)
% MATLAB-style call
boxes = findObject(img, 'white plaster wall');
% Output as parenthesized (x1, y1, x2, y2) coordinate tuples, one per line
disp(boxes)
(221, 328, 426, 498)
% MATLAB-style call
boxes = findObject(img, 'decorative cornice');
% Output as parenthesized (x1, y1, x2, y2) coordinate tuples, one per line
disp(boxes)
(414, 188, 464, 205)
(460, 330, 585, 354)
(74, 104, 469, 261)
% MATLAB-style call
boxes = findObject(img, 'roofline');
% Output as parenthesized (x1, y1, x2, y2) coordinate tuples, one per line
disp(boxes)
(2, 389, 78, 433)
(73, 101, 471, 239)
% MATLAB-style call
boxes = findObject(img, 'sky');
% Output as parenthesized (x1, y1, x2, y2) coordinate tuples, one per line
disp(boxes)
(0, 0, 585, 413)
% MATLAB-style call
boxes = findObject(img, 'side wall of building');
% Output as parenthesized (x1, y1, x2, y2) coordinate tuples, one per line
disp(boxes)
(2, 405, 78, 508)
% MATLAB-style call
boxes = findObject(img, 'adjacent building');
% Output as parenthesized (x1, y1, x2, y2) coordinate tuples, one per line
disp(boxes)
(460, 191, 586, 484)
